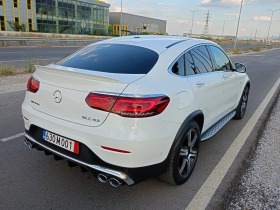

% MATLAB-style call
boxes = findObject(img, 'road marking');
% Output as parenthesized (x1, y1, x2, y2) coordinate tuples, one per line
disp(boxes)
(0, 58, 60, 63)
(0, 52, 16, 54)
(186, 75, 280, 210)
(0, 89, 26, 94)
(1, 132, 25, 142)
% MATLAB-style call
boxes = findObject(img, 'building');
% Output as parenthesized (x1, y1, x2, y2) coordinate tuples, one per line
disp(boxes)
(0, 0, 36, 32)
(0, 0, 110, 35)
(109, 12, 166, 36)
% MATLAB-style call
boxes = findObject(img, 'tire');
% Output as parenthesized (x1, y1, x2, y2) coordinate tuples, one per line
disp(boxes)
(234, 85, 249, 120)
(159, 120, 200, 185)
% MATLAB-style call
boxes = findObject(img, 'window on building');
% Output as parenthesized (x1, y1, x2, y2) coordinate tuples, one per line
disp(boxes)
(15, 17, 19, 23)
(27, 0, 31, 9)
(0, 0, 3, 6)
(13, 0, 18, 8)
(28, 19, 32, 31)
(0, 16, 5, 31)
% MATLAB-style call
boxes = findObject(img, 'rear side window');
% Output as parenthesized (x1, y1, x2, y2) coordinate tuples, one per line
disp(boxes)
(172, 55, 185, 76)
(185, 52, 196, 76)
(191, 46, 213, 73)
(55, 44, 159, 74)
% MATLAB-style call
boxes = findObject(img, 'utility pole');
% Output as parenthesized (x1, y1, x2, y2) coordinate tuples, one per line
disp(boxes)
(254, 29, 257, 40)
(222, 20, 228, 38)
(119, 0, 123, 36)
(190, 10, 199, 36)
(249, 29, 253, 40)
(233, 0, 244, 53)
(203, 10, 210, 37)
(266, 9, 280, 42)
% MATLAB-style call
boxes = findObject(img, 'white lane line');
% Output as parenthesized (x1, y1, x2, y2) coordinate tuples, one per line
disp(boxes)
(0, 58, 60, 63)
(186, 75, 280, 210)
(1, 132, 25, 142)
(0, 89, 26, 94)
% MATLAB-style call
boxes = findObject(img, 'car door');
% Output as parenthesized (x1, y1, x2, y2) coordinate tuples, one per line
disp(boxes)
(186, 45, 224, 131)
(207, 45, 240, 115)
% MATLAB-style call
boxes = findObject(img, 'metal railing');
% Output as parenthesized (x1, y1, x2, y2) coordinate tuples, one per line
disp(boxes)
(0, 36, 111, 46)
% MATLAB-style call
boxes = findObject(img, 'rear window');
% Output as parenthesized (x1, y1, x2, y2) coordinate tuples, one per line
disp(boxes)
(55, 44, 159, 74)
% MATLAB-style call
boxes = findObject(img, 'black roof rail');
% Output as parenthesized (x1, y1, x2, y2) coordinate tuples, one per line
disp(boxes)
(166, 40, 188, 49)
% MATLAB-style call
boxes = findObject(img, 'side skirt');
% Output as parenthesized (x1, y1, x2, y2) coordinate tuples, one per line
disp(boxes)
(201, 111, 236, 141)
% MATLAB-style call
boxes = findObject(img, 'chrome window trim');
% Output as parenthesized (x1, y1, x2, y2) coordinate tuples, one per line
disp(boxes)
(167, 43, 231, 78)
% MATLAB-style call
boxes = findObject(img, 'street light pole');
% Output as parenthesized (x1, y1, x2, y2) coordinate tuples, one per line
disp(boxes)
(119, 0, 123, 36)
(222, 20, 228, 37)
(190, 10, 199, 36)
(233, 0, 244, 53)
(266, 9, 280, 42)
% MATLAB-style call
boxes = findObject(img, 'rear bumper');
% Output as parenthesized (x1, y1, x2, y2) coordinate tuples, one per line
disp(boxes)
(24, 133, 135, 185)
(24, 127, 170, 185)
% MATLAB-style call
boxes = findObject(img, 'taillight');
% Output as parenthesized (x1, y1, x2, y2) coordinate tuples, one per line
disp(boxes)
(85, 93, 170, 118)
(27, 76, 40, 93)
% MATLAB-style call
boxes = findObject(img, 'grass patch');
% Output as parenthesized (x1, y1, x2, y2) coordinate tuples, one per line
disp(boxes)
(233, 48, 240, 54)
(249, 46, 261, 52)
(0, 64, 15, 76)
(26, 61, 36, 73)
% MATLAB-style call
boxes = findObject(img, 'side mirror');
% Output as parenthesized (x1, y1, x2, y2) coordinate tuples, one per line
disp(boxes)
(235, 63, 247, 73)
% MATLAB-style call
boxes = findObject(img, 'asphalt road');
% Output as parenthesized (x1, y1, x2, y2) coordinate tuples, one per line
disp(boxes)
(0, 46, 78, 62)
(0, 49, 280, 209)
(0, 42, 278, 63)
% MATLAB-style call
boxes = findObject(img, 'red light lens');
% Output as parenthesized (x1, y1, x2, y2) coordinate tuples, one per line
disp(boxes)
(101, 146, 131, 154)
(85, 93, 170, 118)
(27, 76, 40, 93)
(85, 93, 118, 112)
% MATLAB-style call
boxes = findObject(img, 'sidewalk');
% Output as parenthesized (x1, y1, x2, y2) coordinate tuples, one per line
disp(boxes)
(227, 95, 280, 209)
(0, 74, 30, 93)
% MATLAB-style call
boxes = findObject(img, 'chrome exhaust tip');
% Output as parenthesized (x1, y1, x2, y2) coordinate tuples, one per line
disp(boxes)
(97, 174, 108, 183)
(109, 178, 122, 187)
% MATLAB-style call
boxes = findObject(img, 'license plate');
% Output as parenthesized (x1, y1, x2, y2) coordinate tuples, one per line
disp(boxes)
(42, 130, 79, 154)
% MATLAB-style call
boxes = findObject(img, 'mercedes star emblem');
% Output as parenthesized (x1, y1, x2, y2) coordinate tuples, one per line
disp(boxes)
(53, 90, 62, 103)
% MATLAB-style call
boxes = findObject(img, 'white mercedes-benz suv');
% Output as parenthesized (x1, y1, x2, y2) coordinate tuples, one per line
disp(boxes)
(22, 36, 250, 187)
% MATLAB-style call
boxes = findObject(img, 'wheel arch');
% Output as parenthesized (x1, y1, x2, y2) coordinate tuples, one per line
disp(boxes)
(167, 110, 204, 156)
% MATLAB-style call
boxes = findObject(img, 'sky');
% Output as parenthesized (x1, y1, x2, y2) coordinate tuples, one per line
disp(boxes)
(106, 0, 280, 39)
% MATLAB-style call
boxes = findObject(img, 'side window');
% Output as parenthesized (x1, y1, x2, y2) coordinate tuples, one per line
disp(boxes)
(191, 46, 213, 73)
(172, 55, 185, 76)
(185, 52, 196, 76)
(208, 46, 231, 71)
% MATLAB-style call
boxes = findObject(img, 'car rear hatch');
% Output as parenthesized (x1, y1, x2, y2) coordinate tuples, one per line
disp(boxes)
(29, 65, 144, 127)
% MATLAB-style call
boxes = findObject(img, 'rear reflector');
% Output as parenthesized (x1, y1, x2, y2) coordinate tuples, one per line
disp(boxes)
(85, 93, 170, 118)
(27, 76, 40, 93)
(101, 146, 131, 154)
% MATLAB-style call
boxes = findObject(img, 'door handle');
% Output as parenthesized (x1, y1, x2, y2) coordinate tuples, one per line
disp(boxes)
(196, 82, 205, 88)
(222, 75, 228, 79)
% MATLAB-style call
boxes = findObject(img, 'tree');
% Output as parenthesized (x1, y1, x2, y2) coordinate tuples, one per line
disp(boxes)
(108, 25, 113, 35)
(7, 21, 27, 32)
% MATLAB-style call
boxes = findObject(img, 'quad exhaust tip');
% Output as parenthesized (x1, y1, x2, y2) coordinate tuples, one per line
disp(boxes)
(97, 174, 108, 183)
(97, 174, 122, 187)
(109, 178, 122, 188)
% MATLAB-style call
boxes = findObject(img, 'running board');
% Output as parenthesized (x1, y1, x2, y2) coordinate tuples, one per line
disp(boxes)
(201, 111, 236, 141)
